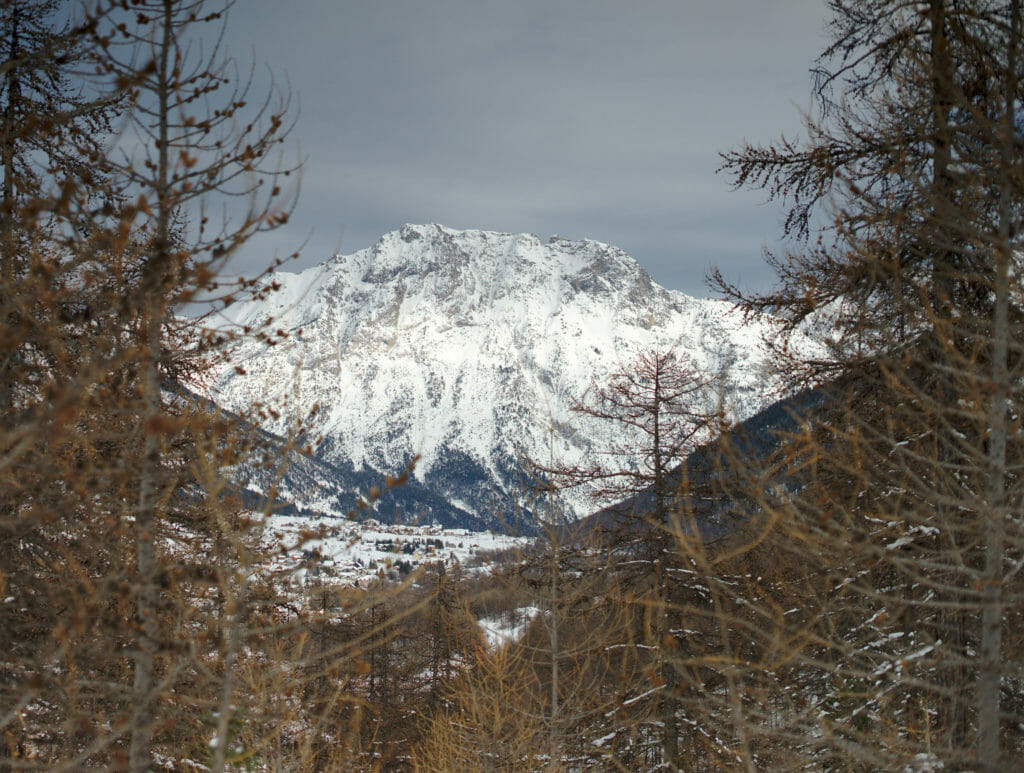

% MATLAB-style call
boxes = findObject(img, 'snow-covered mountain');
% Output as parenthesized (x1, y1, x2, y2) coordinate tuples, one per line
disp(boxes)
(208, 224, 804, 531)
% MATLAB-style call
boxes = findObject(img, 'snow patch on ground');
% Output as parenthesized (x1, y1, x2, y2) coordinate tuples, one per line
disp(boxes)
(478, 605, 542, 649)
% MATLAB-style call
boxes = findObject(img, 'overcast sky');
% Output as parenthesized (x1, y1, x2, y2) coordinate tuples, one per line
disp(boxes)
(221, 1, 829, 298)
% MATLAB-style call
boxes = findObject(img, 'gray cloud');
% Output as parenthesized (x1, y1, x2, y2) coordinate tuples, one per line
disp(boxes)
(220, 0, 828, 297)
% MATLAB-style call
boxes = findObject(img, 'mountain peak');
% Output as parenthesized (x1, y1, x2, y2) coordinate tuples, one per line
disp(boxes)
(211, 225, 813, 529)
(359, 223, 655, 304)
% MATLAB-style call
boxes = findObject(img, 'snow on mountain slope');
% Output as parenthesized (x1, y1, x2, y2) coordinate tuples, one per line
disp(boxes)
(208, 224, 805, 529)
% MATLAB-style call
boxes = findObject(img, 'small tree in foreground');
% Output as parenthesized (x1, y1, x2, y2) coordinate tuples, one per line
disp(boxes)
(529, 348, 720, 770)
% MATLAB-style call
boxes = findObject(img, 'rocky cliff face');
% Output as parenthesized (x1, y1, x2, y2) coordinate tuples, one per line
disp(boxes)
(209, 224, 804, 531)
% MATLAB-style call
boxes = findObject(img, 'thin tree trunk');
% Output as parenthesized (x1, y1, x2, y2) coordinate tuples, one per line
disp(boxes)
(548, 539, 560, 770)
(129, 4, 174, 770)
(541, 429, 562, 771)
(211, 582, 246, 773)
(430, 562, 446, 712)
(977, 3, 1018, 768)
(658, 560, 678, 771)
(129, 313, 162, 773)
(927, 0, 970, 750)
